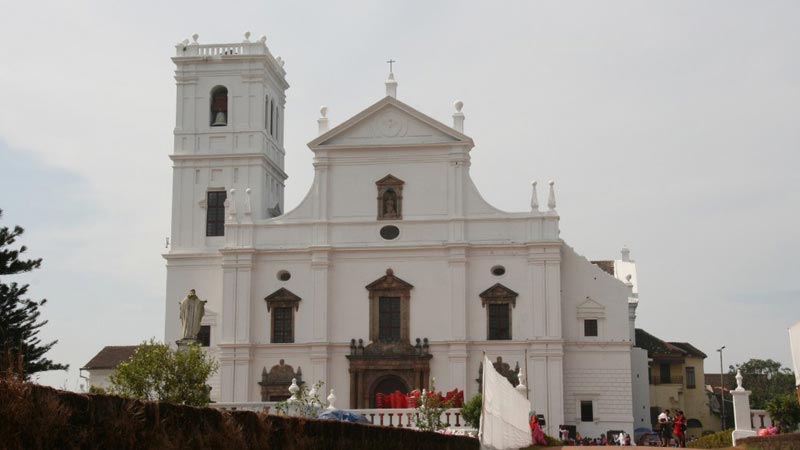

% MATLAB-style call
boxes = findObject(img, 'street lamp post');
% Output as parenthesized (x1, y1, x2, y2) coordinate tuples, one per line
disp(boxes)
(716, 346, 726, 430)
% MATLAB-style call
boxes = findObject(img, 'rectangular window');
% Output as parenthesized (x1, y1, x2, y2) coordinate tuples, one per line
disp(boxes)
(660, 363, 671, 384)
(686, 367, 696, 389)
(197, 325, 211, 347)
(378, 297, 401, 342)
(584, 319, 598, 337)
(487, 303, 511, 340)
(580, 400, 594, 422)
(206, 191, 227, 237)
(272, 306, 294, 343)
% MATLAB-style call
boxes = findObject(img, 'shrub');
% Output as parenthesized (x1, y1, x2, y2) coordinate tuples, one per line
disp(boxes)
(686, 428, 733, 448)
(460, 394, 481, 428)
(738, 433, 800, 450)
(518, 434, 562, 448)
(765, 394, 800, 432)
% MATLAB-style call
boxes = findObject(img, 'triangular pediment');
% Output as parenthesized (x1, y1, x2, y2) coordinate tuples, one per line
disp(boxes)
(309, 96, 473, 149)
(577, 297, 606, 318)
(365, 268, 414, 291)
(479, 283, 519, 307)
(376, 174, 405, 186)
(479, 283, 519, 300)
(264, 288, 302, 311)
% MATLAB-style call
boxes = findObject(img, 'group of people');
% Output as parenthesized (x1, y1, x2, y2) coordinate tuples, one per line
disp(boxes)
(656, 409, 687, 447)
(556, 426, 631, 446)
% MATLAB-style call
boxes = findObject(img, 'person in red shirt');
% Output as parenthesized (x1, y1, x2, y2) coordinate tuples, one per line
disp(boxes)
(673, 410, 687, 447)
(529, 414, 546, 445)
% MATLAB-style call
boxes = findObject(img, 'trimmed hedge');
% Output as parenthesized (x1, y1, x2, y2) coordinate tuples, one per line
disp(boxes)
(0, 380, 479, 450)
(738, 433, 800, 450)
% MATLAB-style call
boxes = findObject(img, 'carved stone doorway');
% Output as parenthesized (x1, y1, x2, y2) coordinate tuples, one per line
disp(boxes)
(371, 375, 409, 407)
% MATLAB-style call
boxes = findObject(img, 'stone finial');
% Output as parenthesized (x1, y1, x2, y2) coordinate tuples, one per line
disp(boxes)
(453, 100, 465, 132)
(243, 31, 251, 42)
(385, 72, 398, 98)
(621, 246, 631, 262)
(530, 181, 539, 211)
(515, 368, 527, 395)
(276, 56, 285, 67)
(318, 106, 329, 135)
(547, 180, 556, 210)
(244, 188, 252, 216)
(191, 33, 199, 44)
(288, 377, 300, 401)
(735, 369, 744, 391)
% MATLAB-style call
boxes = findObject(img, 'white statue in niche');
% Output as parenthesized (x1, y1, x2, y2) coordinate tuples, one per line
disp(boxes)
(179, 289, 207, 341)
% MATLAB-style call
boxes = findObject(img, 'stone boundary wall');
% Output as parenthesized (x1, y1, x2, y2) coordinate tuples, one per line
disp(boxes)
(0, 380, 478, 450)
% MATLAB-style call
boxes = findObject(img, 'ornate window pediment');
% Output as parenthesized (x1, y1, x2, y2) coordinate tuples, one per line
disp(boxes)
(365, 268, 414, 292)
(366, 269, 413, 344)
(264, 287, 301, 312)
(479, 283, 519, 308)
(480, 283, 517, 340)
(376, 175, 404, 221)
(265, 288, 301, 344)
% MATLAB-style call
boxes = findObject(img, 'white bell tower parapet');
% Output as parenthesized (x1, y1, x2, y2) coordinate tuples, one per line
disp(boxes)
(168, 32, 289, 252)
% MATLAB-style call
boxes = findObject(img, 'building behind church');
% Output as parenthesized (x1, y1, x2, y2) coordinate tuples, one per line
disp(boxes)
(163, 34, 638, 437)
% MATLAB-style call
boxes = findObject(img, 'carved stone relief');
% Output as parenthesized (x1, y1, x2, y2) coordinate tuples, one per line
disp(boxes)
(259, 359, 303, 401)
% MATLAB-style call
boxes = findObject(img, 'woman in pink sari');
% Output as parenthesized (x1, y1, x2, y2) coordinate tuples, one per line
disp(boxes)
(530, 414, 546, 445)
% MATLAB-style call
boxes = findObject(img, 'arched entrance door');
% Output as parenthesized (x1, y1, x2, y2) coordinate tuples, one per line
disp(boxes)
(370, 375, 409, 407)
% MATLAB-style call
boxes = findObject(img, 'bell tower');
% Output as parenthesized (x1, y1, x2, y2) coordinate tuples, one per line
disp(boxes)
(169, 32, 289, 252)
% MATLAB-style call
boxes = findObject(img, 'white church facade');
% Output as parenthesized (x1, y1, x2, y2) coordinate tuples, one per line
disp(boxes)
(164, 35, 636, 437)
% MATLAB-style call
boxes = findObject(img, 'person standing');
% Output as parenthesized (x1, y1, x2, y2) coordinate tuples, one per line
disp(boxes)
(673, 410, 686, 448)
(658, 409, 673, 447)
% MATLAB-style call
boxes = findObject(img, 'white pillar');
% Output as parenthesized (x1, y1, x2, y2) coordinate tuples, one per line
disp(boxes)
(731, 370, 757, 445)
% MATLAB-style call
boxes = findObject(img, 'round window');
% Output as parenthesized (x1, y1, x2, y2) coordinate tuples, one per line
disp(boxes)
(380, 225, 400, 240)
(277, 270, 291, 281)
(491, 265, 506, 277)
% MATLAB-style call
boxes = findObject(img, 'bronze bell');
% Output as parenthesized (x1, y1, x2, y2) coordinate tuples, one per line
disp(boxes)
(211, 111, 227, 126)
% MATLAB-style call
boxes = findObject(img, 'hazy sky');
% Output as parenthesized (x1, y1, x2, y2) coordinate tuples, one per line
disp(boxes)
(0, 1, 797, 390)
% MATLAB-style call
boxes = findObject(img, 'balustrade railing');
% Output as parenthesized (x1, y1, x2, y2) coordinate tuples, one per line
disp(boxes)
(650, 375, 684, 385)
(208, 403, 469, 430)
(212, 402, 277, 413)
(176, 42, 269, 57)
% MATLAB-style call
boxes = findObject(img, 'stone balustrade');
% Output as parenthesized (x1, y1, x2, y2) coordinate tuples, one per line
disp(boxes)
(207, 403, 470, 431)
(212, 401, 277, 413)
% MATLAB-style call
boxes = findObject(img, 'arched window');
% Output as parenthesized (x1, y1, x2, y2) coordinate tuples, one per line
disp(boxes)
(269, 100, 275, 136)
(210, 86, 228, 127)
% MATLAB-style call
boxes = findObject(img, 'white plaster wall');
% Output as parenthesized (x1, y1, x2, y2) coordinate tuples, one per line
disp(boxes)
(563, 347, 634, 438)
(164, 258, 223, 344)
(87, 369, 113, 390)
(561, 244, 632, 343)
(631, 346, 652, 429)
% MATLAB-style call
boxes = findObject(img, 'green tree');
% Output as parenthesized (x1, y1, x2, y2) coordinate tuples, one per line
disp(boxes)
(728, 359, 795, 408)
(0, 208, 67, 378)
(109, 339, 218, 406)
(765, 393, 800, 432)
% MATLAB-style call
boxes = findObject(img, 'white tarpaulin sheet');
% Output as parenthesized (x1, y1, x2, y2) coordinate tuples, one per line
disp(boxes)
(479, 355, 532, 450)
(789, 320, 800, 387)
